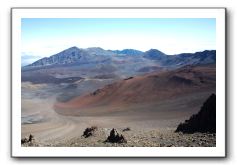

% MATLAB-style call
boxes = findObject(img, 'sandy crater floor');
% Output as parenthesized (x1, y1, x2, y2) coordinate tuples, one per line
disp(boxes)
(21, 81, 215, 147)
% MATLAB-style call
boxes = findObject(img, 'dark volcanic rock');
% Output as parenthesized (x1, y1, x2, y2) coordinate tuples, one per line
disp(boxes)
(21, 134, 35, 144)
(29, 134, 34, 142)
(175, 93, 216, 133)
(105, 128, 127, 143)
(21, 138, 28, 144)
(122, 127, 131, 132)
(82, 126, 98, 138)
(124, 77, 133, 80)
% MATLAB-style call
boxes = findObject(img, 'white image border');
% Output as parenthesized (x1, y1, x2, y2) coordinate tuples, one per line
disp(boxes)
(11, 8, 226, 157)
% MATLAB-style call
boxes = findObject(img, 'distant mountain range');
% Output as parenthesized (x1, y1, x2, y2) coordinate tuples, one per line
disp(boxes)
(143, 49, 216, 67)
(24, 46, 216, 68)
(110, 49, 143, 56)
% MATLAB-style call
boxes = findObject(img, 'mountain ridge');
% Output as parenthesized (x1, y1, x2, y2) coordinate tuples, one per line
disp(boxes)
(24, 46, 216, 69)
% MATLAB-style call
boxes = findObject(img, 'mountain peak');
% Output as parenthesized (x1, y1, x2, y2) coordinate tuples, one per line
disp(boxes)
(65, 46, 78, 49)
(146, 49, 166, 55)
(27, 46, 89, 67)
(143, 49, 166, 60)
(64, 46, 80, 51)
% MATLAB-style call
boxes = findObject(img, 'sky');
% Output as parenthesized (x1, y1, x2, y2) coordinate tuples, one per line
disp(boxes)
(21, 18, 216, 59)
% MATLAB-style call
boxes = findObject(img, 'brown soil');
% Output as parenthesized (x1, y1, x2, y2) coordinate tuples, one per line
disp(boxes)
(54, 65, 215, 116)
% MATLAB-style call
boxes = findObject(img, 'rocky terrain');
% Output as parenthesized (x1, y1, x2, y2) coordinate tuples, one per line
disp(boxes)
(22, 127, 216, 147)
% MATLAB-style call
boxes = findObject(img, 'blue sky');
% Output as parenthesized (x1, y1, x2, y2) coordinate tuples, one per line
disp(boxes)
(21, 18, 216, 58)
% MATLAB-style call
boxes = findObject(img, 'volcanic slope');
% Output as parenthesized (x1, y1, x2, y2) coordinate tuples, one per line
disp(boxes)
(54, 64, 216, 116)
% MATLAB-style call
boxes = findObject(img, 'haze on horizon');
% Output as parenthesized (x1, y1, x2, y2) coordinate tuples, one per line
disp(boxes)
(21, 18, 216, 60)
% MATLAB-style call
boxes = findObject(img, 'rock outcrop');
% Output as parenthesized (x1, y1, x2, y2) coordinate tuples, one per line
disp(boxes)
(175, 93, 216, 133)
(105, 128, 127, 143)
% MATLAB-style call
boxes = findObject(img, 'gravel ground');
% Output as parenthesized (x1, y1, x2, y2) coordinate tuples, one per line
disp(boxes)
(22, 127, 216, 147)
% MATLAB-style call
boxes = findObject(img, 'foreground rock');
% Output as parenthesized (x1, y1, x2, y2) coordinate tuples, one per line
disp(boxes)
(21, 134, 34, 144)
(21, 134, 42, 147)
(82, 126, 98, 138)
(175, 93, 216, 133)
(122, 127, 131, 132)
(105, 128, 127, 143)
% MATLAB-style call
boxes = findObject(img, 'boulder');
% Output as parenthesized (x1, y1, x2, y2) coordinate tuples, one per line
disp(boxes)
(21, 134, 35, 145)
(122, 127, 131, 132)
(21, 137, 28, 144)
(29, 134, 34, 142)
(105, 128, 127, 143)
(82, 126, 98, 138)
